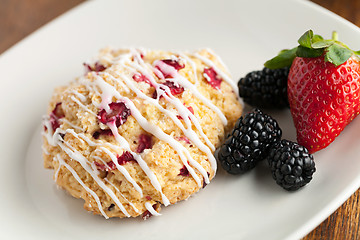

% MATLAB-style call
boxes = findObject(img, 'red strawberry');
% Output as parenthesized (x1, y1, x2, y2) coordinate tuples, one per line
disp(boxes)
(288, 56, 360, 153)
(265, 30, 360, 153)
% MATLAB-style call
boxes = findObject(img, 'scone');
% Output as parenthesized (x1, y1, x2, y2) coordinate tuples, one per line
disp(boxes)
(42, 47, 243, 219)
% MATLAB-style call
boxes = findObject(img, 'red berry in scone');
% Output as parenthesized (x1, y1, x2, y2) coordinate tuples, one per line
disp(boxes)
(265, 30, 360, 153)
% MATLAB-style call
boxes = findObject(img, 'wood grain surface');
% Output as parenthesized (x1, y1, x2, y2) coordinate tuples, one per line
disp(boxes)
(0, 0, 83, 53)
(0, 0, 359, 239)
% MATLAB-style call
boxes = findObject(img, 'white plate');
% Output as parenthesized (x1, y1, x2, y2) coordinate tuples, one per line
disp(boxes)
(1, 0, 360, 239)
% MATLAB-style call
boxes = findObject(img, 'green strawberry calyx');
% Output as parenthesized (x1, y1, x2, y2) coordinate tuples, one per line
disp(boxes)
(265, 30, 359, 69)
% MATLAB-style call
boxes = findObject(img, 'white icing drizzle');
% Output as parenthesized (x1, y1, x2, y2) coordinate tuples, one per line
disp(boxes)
(68, 126, 154, 198)
(127, 52, 227, 125)
(107, 68, 216, 157)
(76, 132, 97, 147)
(145, 202, 161, 216)
(70, 90, 87, 102)
(204, 47, 244, 106)
(100, 146, 143, 196)
(155, 60, 228, 126)
(193, 52, 239, 95)
(95, 75, 115, 112)
(205, 48, 230, 73)
(60, 118, 83, 131)
(54, 154, 109, 219)
(177, 53, 199, 85)
(93, 77, 170, 205)
(57, 140, 131, 217)
(112, 75, 130, 93)
(92, 155, 107, 165)
(51, 128, 141, 215)
(94, 75, 208, 186)
(122, 96, 209, 186)
(55, 128, 140, 214)
(122, 56, 215, 152)
(66, 129, 122, 152)
(41, 145, 50, 155)
(104, 178, 140, 213)
(54, 158, 61, 181)
(43, 48, 237, 218)
(203, 73, 213, 85)
(70, 96, 97, 116)
(42, 117, 60, 146)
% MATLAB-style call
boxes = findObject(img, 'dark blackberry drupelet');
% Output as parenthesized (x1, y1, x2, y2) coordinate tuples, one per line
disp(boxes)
(217, 109, 282, 174)
(268, 139, 316, 191)
(238, 67, 289, 109)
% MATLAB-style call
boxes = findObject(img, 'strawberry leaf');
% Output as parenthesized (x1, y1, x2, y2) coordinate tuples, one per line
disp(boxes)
(264, 47, 297, 69)
(312, 34, 324, 43)
(298, 30, 329, 49)
(264, 30, 356, 68)
(324, 44, 353, 66)
(298, 30, 313, 48)
(296, 46, 323, 58)
(311, 40, 334, 49)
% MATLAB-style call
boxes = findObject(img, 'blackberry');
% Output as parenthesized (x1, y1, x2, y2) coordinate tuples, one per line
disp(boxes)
(268, 139, 316, 191)
(238, 67, 289, 109)
(218, 109, 282, 174)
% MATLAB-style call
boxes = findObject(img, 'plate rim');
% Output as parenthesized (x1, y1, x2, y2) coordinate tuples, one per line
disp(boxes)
(1, 0, 360, 239)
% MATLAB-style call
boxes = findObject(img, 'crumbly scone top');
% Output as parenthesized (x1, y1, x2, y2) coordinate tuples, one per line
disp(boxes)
(42, 47, 242, 218)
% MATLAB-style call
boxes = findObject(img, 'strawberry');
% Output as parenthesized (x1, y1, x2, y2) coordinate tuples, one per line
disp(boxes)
(265, 30, 360, 153)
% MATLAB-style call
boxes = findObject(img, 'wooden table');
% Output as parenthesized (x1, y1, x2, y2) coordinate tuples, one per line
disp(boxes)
(1, 0, 359, 239)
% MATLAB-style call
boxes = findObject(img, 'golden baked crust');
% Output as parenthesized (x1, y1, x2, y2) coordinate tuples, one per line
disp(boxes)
(42, 48, 243, 218)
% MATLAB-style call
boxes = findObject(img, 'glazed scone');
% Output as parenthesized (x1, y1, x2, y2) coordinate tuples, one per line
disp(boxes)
(42, 48, 243, 219)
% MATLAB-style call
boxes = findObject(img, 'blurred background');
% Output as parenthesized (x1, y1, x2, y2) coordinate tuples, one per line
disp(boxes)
(1, 0, 360, 54)
(0, 0, 359, 239)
